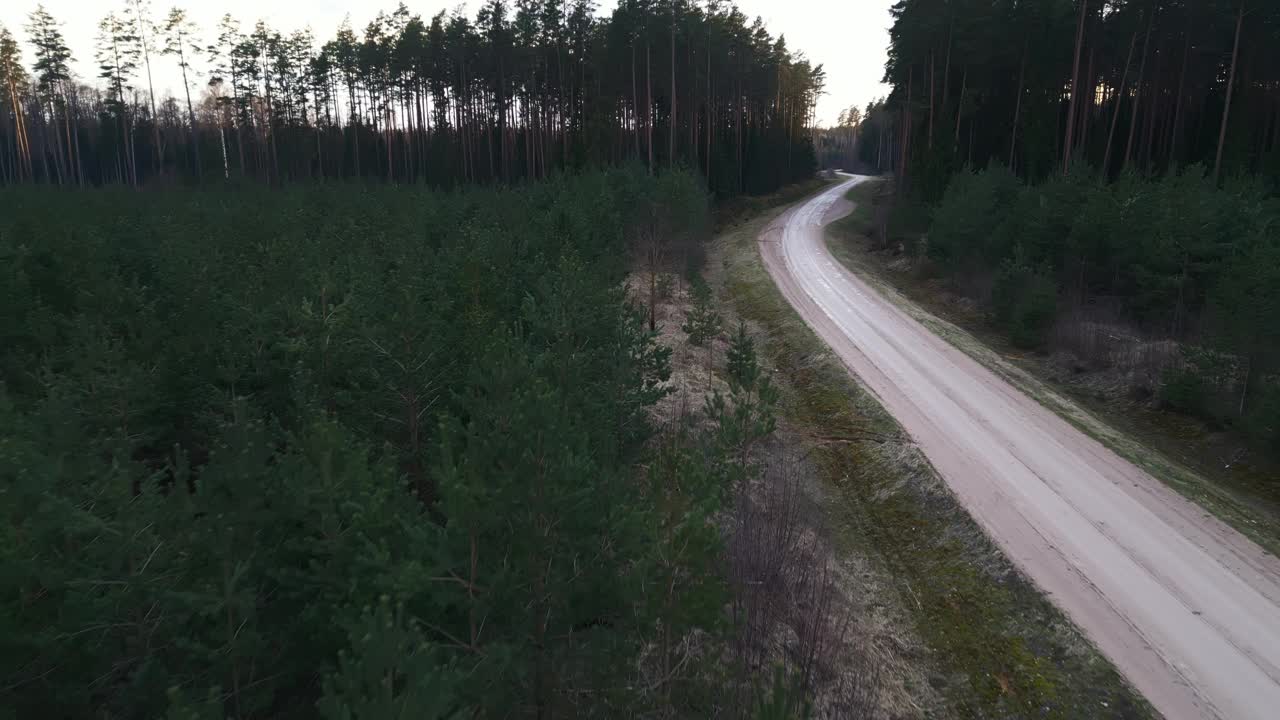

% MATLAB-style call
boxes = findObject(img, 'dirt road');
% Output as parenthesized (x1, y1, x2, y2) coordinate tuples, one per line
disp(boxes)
(760, 176, 1280, 720)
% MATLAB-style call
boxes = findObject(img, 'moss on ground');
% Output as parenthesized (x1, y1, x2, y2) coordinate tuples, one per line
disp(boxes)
(711, 187, 1150, 719)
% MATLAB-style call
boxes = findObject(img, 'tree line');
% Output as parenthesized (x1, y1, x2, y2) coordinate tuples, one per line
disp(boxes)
(856, 0, 1279, 196)
(0, 1, 824, 196)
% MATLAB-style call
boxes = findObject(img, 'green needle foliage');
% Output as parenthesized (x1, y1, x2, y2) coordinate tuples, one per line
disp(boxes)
(682, 277, 723, 348)
(0, 168, 739, 717)
(707, 325, 778, 461)
(921, 164, 1280, 450)
(726, 322, 761, 391)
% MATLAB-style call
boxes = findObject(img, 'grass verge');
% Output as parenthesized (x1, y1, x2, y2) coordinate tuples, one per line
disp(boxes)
(825, 180, 1280, 559)
(708, 185, 1150, 719)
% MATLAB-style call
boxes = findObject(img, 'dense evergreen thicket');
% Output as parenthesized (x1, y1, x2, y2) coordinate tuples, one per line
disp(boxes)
(0, 169, 798, 717)
(921, 165, 1280, 449)
(0, 1, 822, 197)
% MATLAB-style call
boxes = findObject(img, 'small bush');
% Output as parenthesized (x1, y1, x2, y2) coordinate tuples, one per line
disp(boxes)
(683, 277, 724, 347)
(887, 200, 932, 257)
(1157, 347, 1236, 420)
(1159, 367, 1210, 415)
(926, 166, 1021, 266)
(1242, 380, 1280, 448)
(726, 322, 761, 390)
(657, 272, 676, 300)
(992, 259, 1058, 349)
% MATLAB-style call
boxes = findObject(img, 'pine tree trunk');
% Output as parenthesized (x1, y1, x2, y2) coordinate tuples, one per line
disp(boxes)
(268, 98, 280, 183)
(705, 36, 712, 179)
(48, 100, 65, 185)
(1010, 42, 1027, 170)
(5, 72, 31, 180)
(17, 86, 32, 179)
(1104, 28, 1138, 175)
(1239, 352, 1254, 416)
(1213, 3, 1244, 184)
(1169, 16, 1192, 166)
(136, 4, 163, 177)
(219, 121, 229, 179)
(1140, 38, 1164, 169)
(454, 92, 463, 182)
(1124, 7, 1154, 171)
(1272, 93, 1280, 153)
(632, 41, 640, 160)
(927, 51, 935, 150)
(124, 112, 136, 186)
(525, 71, 534, 180)
(1079, 43, 1095, 160)
(735, 77, 742, 193)
(899, 65, 913, 197)
(498, 58, 507, 182)
(179, 49, 202, 181)
(60, 105, 73, 186)
(557, 36, 566, 168)
(647, 40, 653, 174)
(484, 92, 494, 181)
(968, 113, 975, 165)
(1063, 0, 1088, 173)
(233, 74, 246, 175)
(69, 89, 84, 185)
(876, 124, 883, 170)
(417, 83, 428, 182)
(670, 4, 676, 167)
(942, 20, 952, 116)
(36, 114, 50, 183)
(688, 44, 696, 164)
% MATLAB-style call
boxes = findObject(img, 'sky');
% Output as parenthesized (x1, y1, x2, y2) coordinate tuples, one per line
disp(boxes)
(1, 0, 893, 127)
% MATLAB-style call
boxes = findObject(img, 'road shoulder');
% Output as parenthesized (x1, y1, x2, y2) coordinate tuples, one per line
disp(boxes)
(711, 184, 1150, 719)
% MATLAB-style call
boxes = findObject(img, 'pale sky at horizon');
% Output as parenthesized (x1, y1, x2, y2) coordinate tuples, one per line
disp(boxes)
(1, 0, 892, 127)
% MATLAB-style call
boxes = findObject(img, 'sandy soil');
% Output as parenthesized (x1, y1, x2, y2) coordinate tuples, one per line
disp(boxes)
(759, 176, 1280, 720)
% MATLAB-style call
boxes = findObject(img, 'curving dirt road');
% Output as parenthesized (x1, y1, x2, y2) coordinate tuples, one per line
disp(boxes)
(760, 175, 1280, 720)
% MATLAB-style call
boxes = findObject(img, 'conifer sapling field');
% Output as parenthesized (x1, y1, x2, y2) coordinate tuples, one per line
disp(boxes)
(0, 170, 776, 717)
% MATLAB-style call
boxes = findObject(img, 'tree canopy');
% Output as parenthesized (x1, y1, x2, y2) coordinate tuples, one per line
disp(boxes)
(862, 0, 1280, 193)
